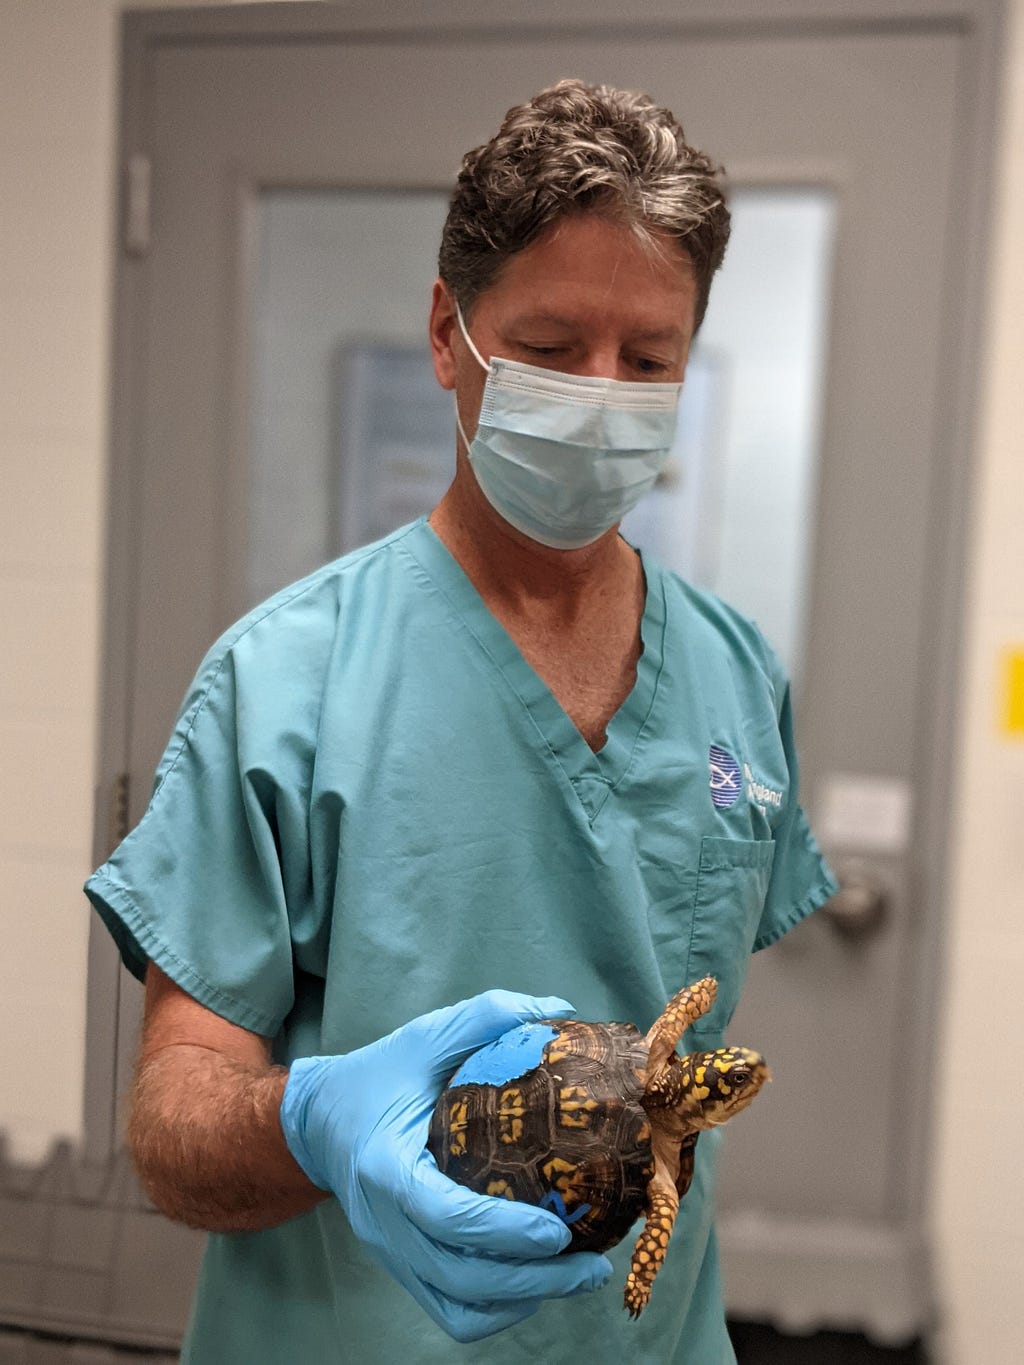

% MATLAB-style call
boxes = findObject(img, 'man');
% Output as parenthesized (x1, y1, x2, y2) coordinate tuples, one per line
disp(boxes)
(86, 79, 836, 1362)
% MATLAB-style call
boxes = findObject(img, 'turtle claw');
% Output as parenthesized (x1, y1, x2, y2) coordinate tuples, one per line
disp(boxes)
(623, 1275, 650, 1319)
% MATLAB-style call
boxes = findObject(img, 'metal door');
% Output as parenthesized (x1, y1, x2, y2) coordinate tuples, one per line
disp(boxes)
(90, 0, 1001, 1343)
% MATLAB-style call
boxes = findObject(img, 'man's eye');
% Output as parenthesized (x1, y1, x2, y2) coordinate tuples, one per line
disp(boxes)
(634, 357, 670, 375)
(523, 344, 563, 356)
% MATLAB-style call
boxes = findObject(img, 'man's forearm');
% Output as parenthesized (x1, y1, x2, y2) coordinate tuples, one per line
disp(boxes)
(128, 1042, 329, 1232)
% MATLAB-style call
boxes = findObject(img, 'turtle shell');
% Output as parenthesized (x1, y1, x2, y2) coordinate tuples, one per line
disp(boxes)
(427, 1018, 653, 1253)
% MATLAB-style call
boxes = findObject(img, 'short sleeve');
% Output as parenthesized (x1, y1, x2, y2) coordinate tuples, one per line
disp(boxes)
(84, 638, 311, 1038)
(752, 657, 838, 952)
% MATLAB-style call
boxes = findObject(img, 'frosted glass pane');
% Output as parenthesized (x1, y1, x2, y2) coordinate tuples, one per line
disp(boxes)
(250, 188, 835, 679)
(621, 189, 835, 681)
(249, 191, 450, 605)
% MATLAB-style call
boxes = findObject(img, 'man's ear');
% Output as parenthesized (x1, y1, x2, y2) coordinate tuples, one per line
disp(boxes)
(428, 278, 458, 390)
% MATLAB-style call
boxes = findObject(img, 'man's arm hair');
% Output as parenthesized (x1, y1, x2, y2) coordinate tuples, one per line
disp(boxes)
(127, 963, 329, 1232)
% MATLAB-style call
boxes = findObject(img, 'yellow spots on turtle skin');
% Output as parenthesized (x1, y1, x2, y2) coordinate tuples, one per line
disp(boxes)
(498, 1088, 526, 1144)
(486, 1179, 516, 1200)
(695, 1065, 707, 1085)
(625, 1188, 679, 1317)
(559, 1085, 599, 1128)
(447, 1099, 468, 1157)
(692, 1085, 710, 1102)
(713, 1055, 735, 1074)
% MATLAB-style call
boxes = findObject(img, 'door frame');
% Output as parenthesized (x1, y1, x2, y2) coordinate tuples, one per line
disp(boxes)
(89, 0, 1005, 1262)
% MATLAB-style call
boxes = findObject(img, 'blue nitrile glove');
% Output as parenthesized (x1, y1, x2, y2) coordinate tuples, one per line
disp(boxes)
(279, 990, 613, 1343)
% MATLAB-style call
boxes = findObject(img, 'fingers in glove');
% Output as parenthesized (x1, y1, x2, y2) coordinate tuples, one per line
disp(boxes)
(395, 1275, 544, 1345)
(369, 1196, 613, 1309)
(397, 1149, 573, 1257)
(395, 990, 577, 1077)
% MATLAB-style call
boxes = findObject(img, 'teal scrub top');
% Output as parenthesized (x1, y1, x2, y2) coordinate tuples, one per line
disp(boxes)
(86, 518, 836, 1364)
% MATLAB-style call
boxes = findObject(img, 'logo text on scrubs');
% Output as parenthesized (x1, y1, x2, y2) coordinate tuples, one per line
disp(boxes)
(708, 745, 742, 808)
(744, 762, 783, 816)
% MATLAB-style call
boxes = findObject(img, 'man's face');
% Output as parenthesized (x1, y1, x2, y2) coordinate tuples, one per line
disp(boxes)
(430, 213, 699, 448)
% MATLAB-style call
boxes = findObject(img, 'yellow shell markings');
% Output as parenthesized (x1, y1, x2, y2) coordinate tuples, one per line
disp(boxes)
(559, 1085, 599, 1128)
(498, 1087, 526, 1144)
(542, 1156, 577, 1181)
(541, 1155, 587, 1207)
(447, 1099, 469, 1157)
(486, 1178, 515, 1200)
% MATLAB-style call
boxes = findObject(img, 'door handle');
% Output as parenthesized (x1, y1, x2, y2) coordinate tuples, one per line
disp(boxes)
(821, 858, 888, 937)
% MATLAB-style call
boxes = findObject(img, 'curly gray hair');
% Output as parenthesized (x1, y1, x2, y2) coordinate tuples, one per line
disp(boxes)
(439, 78, 730, 328)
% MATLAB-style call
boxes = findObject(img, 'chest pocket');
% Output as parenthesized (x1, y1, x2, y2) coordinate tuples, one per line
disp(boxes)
(684, 836, 775, 1045)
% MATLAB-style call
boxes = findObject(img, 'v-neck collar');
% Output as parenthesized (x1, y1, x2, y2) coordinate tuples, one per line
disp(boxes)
(402, 518, 667, 823)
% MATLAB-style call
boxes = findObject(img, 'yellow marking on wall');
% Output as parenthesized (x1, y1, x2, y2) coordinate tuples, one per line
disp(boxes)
(1002, 648, 1024, 736)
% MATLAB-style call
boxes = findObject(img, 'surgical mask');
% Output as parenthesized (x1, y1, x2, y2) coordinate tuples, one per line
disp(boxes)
(455, 303, 682, 550)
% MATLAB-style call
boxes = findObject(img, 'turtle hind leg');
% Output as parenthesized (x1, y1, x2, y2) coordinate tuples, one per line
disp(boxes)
(643, 977, 717, 1077)
(623, 1179, 680, 1318)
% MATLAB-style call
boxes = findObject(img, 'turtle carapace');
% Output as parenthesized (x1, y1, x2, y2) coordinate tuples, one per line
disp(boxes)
(427, 977, 769, 1316)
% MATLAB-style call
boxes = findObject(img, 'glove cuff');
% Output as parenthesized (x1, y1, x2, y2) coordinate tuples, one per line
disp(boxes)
(279, 1055, 334, 1192)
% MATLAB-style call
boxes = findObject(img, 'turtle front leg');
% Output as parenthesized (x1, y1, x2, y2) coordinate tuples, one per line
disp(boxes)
(643, 977, 717, 1076)
(624, 1173, 679, 1318)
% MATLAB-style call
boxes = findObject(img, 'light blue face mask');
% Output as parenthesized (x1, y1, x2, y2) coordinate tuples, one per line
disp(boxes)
(455, 303, 682, 550)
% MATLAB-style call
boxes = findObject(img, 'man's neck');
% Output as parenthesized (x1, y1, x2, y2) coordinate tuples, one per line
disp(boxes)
(428, 474, 640, 628)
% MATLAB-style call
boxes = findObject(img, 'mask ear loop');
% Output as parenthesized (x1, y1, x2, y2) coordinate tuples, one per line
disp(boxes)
(454, 299, 491, 374)
(455, 408, 473, 456)
(453, 298, 490, 454)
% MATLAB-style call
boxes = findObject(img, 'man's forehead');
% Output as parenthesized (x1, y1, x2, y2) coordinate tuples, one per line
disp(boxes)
(496, 307, 692, 341)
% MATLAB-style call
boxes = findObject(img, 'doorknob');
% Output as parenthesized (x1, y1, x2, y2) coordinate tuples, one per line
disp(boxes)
(821, 858, 888, 937)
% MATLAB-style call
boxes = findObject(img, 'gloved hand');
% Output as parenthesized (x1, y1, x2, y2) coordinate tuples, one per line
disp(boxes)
(279, 990, 613, 1342)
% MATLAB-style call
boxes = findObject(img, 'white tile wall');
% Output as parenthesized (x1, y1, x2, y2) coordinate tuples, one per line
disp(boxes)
(0, 0, 313, 1165)
(932, 5, 1024, 1363)
(1, 1, 1021, 1358)
(0, 0, 118, 1163)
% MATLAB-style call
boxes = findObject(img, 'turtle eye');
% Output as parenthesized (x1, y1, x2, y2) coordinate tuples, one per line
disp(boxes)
(731, 1068, 751, 1087)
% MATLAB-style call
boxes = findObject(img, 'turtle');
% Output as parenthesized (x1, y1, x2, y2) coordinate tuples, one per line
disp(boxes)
(427, 977, 769, 1317)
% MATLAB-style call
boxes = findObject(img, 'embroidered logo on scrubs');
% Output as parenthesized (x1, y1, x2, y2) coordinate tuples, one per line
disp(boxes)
(743, 762, 784, 816)
(709, 745, 742, 808)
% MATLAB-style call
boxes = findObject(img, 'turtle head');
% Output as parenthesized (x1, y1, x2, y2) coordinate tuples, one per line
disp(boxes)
(676, 1046, 770, 1129)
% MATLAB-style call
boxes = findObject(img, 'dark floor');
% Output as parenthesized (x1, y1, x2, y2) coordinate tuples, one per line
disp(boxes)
(729, 1321, 929, 1364)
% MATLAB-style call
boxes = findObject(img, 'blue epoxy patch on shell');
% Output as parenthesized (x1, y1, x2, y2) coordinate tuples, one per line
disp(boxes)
(450, 1023, 559, 1087)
